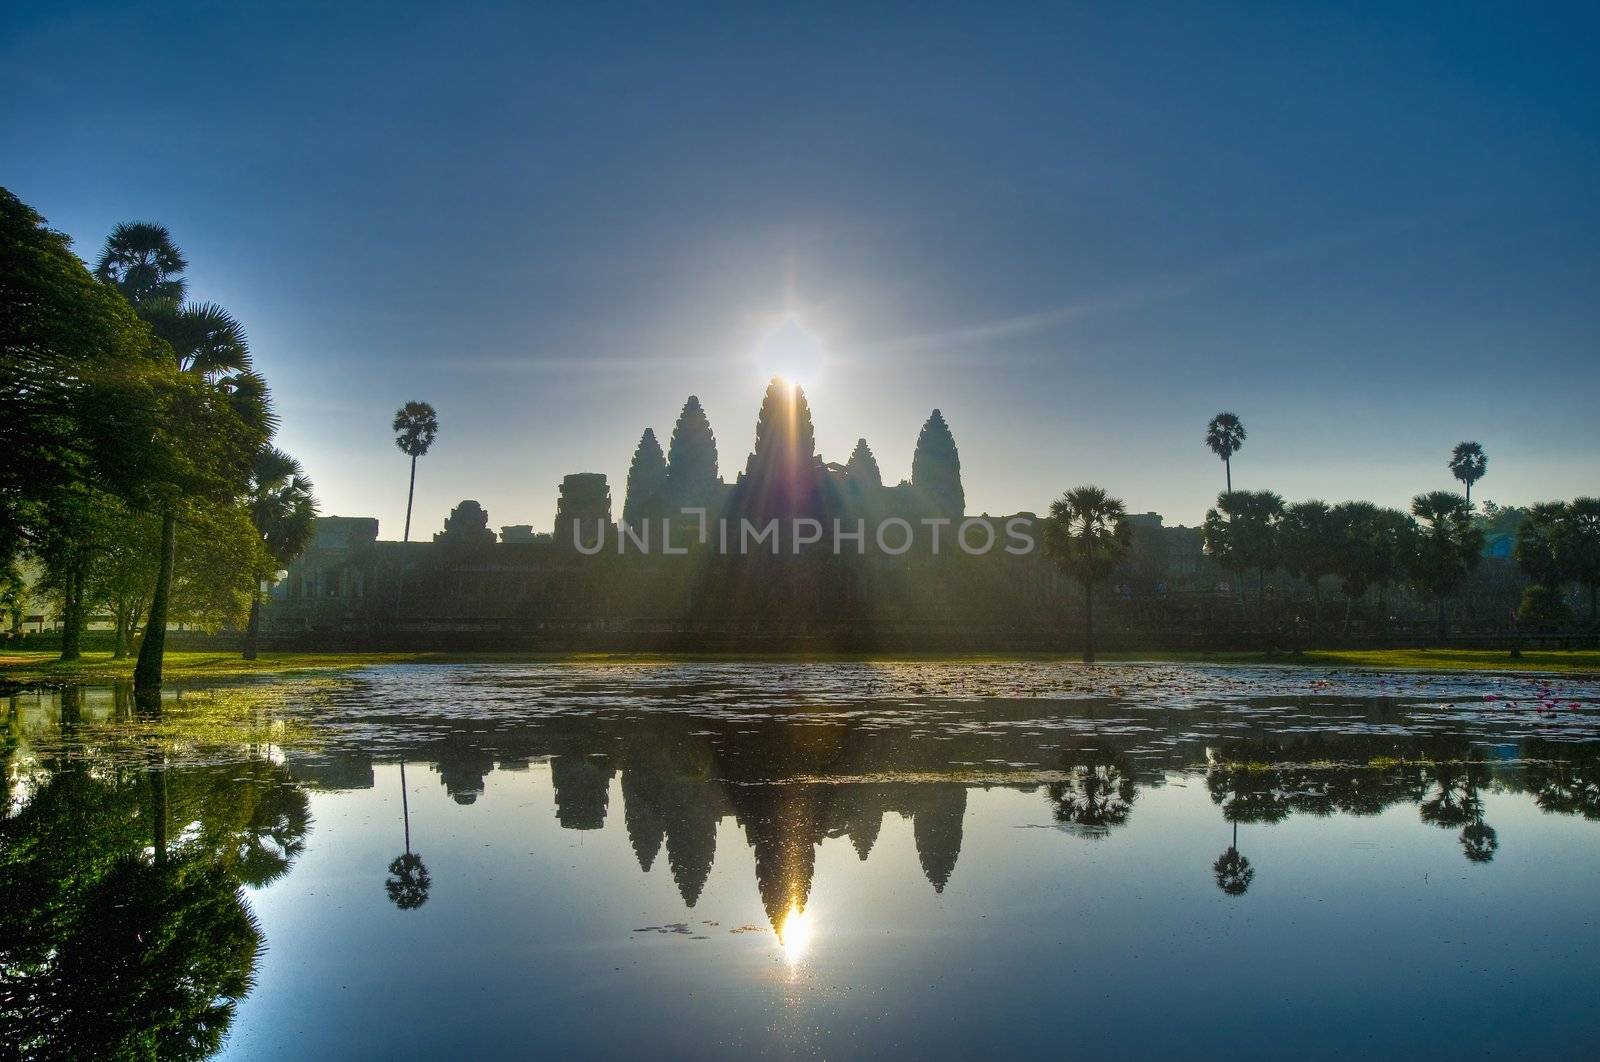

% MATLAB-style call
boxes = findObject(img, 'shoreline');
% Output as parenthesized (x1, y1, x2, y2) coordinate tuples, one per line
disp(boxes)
(3, 647, 1598, 685)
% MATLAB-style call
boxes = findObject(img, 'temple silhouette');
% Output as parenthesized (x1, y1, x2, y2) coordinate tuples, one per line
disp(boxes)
(266, 383, 1197, 650)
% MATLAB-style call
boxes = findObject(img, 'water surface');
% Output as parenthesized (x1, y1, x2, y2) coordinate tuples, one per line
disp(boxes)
(4, 663, 1599, 1059)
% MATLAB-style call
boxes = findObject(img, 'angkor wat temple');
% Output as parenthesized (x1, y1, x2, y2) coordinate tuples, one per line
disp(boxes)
(269, 381, 1223, 650)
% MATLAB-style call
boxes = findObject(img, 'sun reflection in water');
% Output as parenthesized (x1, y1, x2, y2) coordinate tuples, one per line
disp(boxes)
(775, 901, 815, 966)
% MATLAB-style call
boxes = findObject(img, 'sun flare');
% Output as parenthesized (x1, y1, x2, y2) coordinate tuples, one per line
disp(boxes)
(776, 902, 815, 965)
(755, 315, 826, 388)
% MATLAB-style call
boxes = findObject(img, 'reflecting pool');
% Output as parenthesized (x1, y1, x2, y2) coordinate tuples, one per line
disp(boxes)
(4, 662, 1599, 1059)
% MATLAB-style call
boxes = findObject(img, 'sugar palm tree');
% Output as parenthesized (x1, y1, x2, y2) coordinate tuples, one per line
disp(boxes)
(242, 448, 317, 659)
(1448, 442, 1487, 506)
(392, 402, 439, 543)
(1043, 486, 1132, 663)
(1205, 412, 1246, 496)
(1408, 491, 1483, 641)
(1566, 497, 1600, 622)
(94, 221, 187, 306)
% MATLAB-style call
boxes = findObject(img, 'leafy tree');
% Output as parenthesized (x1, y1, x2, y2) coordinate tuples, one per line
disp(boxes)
(1279, 500, 1335, 621)
(622, 428, 668, 525)
(0, 560, 26, 637)
(1205, 412, 1246, 495)
(32, 483, 122, 660)
(911, 409, 964, 518)
(1448, 441, 1487, 506)
(170, 499, 274, 634)
(392, 401, 439, 543)
(1202, 489, 1283, 607)
(85, 501, 159, 657)
(242, 448, 317, 659)
(80, 216, 275, 690)
(1566, 497, 1600, 621)
(662, 394, 720, 511)
(132, 327, 271, 691)
(846, 438, 883, 489)
(1408, 491, 1484, 640)
(1043, 486, 1132, 663)
(1, 189, 170, 576)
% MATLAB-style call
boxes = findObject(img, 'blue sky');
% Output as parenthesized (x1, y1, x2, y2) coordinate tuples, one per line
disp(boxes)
(5, 2, 1596, 535)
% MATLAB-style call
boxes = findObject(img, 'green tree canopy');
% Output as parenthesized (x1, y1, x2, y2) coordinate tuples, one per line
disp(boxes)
(1408, 490, 1484, 638)
(0, 188, 171, 564)
(1202, 489, 1284, 589)
(1279, 499, 1335, 595)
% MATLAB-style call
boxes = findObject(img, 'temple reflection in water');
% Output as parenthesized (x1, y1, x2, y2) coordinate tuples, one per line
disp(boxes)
(4, 672, 1600, 1058)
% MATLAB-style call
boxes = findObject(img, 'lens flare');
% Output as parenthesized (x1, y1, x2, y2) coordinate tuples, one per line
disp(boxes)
(755, 316, 825, 386)
(776, 901, 814, 965)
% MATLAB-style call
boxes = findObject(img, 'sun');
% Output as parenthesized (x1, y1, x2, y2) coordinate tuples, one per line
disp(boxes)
(754, 315, 826, 387)
(776, 901, 815, 966)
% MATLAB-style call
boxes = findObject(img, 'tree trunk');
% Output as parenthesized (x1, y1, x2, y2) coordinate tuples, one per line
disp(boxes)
(243, 587, 262, 660)
(403, 453, 417, 543)
(1438, 595, 1448, 643)
(1082, 581, 1095, 664)
(1343, 593, 1354, 637)
(58, 558, 85, 662)
(1225, 458, 1232, 497)
(134, 506, 176, 692)
(112, 609, 129, 659)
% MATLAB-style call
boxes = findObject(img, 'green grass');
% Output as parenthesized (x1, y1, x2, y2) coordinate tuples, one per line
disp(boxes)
(0, 649, 423, 684)
(3, 645, 1595, 684)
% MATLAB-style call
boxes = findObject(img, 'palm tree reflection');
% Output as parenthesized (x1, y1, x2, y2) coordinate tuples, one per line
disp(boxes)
(1213, 820, 1255, 896)
(385, 761, 432, 910)
(1047, 747, 1136, 837)
(1420, 755, 1498, 864)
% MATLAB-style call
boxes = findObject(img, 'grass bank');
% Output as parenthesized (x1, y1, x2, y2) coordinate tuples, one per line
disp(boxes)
(3, 646, 1596, 683)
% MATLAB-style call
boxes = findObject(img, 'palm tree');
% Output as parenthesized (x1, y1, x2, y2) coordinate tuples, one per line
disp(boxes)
(1567, 497, 1600, 622)
(1043, 486, 1132, 663)
(1408, 491, 1484, 641)
(385, 762, 431, 910)
(242, 448, 318, 660)
(392, 402, 439, 543)
(1202, 489, 1284, 608)
(94, 221, 187, 306)
(1205, 412, 1246, 496)
(127, 275, 270, 692)
(1279, 500, 1335, 626)
(1448, 442, 1487, 506)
